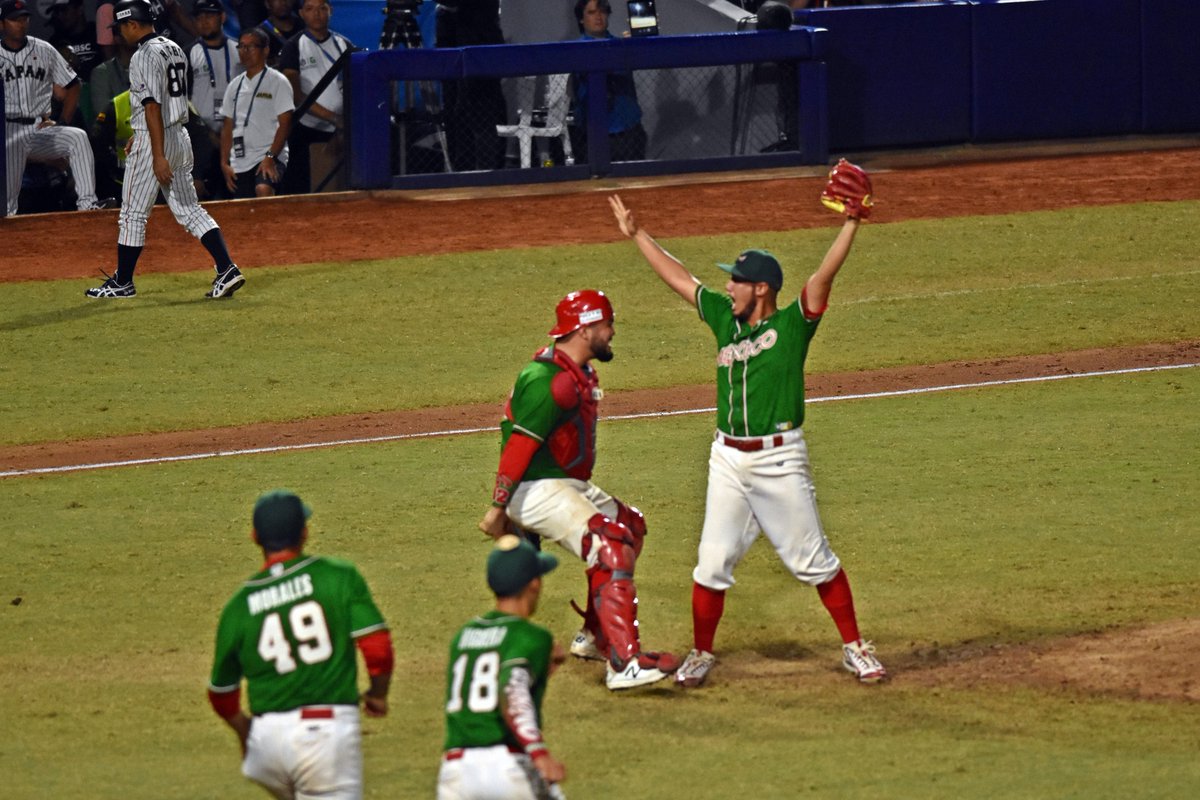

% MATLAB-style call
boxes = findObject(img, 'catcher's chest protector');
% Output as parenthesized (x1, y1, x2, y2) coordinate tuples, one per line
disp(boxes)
(539, 349, 600, 480)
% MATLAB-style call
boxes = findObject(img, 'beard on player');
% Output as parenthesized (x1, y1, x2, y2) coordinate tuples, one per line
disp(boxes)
(593, 341, 614, 362)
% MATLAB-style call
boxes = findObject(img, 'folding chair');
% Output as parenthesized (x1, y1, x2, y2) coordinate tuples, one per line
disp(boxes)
(496, 74, 576, 168)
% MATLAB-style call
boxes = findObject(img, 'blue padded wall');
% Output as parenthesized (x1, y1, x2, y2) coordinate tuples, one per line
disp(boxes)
(971, 0, 1141, 142)
(1140, 0, 1200, 132)
(795, 2, 973, 151)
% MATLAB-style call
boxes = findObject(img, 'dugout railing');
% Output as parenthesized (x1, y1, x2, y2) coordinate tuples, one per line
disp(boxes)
(346, 28, 829, 191)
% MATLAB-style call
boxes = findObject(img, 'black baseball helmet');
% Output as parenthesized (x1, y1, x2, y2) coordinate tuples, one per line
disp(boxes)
(110, 0, 155, 29)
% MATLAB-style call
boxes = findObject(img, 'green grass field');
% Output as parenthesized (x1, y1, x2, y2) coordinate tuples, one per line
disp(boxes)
(1, 200, 1198, 798)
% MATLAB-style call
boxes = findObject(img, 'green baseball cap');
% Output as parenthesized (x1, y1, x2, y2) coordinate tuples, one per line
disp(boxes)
(717, 249, 783, 290)
(253, 489, 312, 550)
(487, 535, 558, 597)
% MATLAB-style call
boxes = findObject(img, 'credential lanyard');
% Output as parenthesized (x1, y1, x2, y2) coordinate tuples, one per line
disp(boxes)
(202, 40, 232, 89)
(231, 69, 268, 133)
(305, 31, 344, 88)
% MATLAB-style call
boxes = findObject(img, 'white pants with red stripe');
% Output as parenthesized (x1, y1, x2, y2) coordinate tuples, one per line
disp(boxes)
(436, 745, 562, 800)
(694, 430, 841, 590)
(5, 119, 99, 216)
(242, 705, 362, 800)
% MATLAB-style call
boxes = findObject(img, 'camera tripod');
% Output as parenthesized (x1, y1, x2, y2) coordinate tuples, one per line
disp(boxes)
(380, 1, 453, 173)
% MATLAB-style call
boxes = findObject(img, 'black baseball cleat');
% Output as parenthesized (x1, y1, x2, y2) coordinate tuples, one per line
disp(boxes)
(206, 265, 245, 299)
(85, 271, 136, 298)
(95, 197, 120, 209)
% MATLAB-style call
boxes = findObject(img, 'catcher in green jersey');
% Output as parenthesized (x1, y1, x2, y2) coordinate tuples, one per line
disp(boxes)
(608, 159, 888, 688)
(479, 289, 679, 691)
(208, 490, 394, 799)
(439, 535, 567, 800)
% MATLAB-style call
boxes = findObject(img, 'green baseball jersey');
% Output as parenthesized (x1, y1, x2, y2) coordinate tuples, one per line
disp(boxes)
(209, 555, 387, 714)
(443, 610, 554, 751)
(697, 285, 821, 436)
(500, 347, 599, 482)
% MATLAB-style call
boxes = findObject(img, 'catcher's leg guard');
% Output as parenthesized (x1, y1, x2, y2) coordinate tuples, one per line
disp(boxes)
(613, 499, 646, 558)
(587, 514, 677, 675)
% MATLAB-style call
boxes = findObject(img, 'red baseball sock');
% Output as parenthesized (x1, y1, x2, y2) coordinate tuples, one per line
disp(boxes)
(816, 568, 861, 645)
(692, 582, 725, 653)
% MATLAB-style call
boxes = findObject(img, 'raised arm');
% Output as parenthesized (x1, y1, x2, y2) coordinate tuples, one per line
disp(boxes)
(803, 217, 859, 315)
(609, 194, 700, 306)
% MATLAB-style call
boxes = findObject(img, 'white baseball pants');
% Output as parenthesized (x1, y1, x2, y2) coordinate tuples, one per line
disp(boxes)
(5, 119, 99, 216)
(118, 124, 217, 247)
(506, 478, 618, 567)
(694, 430, 842, 591)
(241, 704, 362, 800)
(437, 745, 563, 800)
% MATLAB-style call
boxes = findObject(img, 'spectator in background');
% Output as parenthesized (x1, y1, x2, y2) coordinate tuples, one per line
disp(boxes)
(279, 0, 353, 193)
(45, 0, 102, 84)
(95, 0, 196, 59)
(435, 0, 507, 171)
(88, 34, 133, 117)
(220, 27, 293, 198)
(259, 0, 302, 66)
(571, 0, 646, 162)
(225, 0, 267, 33)
(91, 87, 133, 197)
(188, 0, 243, 198)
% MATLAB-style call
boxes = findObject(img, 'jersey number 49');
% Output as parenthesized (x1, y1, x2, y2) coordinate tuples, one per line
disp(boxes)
(258, 600, 333, 674)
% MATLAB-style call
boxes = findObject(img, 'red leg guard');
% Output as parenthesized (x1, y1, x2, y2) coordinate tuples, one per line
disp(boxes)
(588, 513, 642, 668)
(613, 499, 647, 558)
(692, 582, 725, 653)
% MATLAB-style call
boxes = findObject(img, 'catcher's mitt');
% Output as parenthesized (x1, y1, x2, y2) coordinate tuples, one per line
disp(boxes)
(820, 158, 873, 220)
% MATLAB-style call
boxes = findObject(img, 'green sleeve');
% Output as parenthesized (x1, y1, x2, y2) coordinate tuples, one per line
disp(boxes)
(507, 364, 563, 442)
(208, 598, 244, 690)
(696, 285, 732, 338)
(344, 563, 387, 638)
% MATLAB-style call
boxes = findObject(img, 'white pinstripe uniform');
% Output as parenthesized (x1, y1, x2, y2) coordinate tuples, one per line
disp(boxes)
(120, 31, 217, 246)
(2, 34, 100, 216)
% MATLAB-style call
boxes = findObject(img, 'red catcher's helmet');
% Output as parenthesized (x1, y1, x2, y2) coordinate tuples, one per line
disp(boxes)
(548, 289, 613, 338)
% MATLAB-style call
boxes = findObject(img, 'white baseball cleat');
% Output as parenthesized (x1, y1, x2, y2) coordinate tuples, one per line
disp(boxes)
(675, 649, 716, 688)
(842, 639, 888, 683)
(605, 652, 677, 691)
(569, 628, 605, 661)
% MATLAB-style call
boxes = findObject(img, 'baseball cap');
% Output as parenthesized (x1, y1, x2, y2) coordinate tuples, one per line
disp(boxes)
(717, 249, 784, 291)
(252, 489, 312, 550)
(487, 535, 558, 597)
(0, 0, 34, 20)
(193, 0, 223, 14)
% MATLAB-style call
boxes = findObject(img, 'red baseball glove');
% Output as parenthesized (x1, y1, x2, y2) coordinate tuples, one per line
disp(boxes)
(820, 158, 874, 220)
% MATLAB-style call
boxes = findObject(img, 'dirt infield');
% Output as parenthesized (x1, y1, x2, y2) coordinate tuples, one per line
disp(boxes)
(6, 145, 1199, 701)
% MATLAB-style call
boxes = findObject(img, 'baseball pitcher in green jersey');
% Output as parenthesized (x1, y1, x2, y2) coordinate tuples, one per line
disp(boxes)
(478, 290, 679, 691)
(608, 164, 888, 689)
(439, 534, 567, 800)
(208, 490, 394, 799)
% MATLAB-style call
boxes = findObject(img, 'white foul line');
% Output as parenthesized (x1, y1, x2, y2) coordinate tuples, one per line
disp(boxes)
(2, 362, 1195, 479)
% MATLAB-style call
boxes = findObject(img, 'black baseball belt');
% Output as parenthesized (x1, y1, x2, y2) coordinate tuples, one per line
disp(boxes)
(6, 116, 37, 124)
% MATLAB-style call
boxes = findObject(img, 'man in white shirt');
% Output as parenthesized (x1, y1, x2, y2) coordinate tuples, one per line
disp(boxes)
(220, 27, 293, 198)
(278, 0, 352, 194)
(188, 0, 243, 198)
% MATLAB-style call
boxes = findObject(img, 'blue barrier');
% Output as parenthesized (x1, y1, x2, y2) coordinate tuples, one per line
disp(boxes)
(1141, 0, 1200, 133)
(348, 28, 829, 189)
(793, 1, 973, 150)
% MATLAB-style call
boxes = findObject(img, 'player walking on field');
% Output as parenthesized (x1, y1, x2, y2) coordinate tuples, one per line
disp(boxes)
(85, 0, 244, 300)
(607, 160, 888, 687)
(208, 490, 394, 799)
(479, 290, 679, 691)
(439, 535, 567, 800)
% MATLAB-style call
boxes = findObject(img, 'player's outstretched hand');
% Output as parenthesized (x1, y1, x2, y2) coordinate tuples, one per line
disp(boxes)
(608, 194, 639, 238)
(153, 154, 173, 186)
